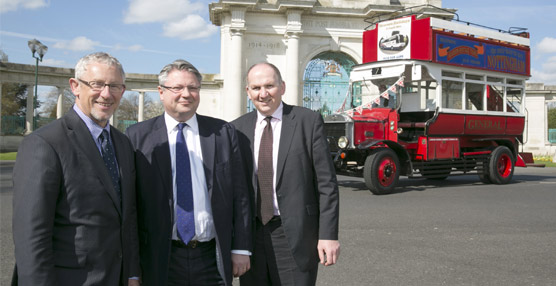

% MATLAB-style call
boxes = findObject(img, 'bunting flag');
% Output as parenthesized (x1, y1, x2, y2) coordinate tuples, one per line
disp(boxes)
(337, 74, 405, 115)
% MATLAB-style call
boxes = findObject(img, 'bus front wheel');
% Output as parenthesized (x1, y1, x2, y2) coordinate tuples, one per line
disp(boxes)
(364, 148, 400, 195)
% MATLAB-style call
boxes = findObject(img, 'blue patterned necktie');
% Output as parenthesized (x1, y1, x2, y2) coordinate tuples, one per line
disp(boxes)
(99, 130, 121, 201)
(176, 123, 195, 244)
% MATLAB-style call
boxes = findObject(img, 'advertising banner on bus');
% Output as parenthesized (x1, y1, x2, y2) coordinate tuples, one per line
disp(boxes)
(377, 17, 412, 61)
(435, 32, 528, 76)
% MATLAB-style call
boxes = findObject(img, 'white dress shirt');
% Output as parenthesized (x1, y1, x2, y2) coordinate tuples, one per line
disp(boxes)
(253, 102, 283, 216)
(165, 113, 216, 242)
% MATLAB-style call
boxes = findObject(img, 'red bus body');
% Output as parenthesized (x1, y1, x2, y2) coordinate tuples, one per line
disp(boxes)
(324, 15, 530, 194)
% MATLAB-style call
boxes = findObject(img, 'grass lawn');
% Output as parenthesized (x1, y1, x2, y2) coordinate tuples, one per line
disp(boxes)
(0, 152, 17, 160)
(535, 160, 556, 168)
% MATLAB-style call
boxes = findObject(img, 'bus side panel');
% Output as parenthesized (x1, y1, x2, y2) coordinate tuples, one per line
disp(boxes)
(506, 116, 525, 136)
(427, 113, 465, 135)
(362, 29, 378, 63)
(464, 115, 506, 135)
(411, 17, 432, 61)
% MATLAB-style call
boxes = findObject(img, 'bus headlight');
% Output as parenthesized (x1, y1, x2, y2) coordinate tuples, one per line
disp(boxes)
(338, 136, 349, 149)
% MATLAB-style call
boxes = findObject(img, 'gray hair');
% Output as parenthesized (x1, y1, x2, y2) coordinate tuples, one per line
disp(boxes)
(245, 62, 284, 86)
(158, 59, 202, 85)
(74, 52, 125, 81)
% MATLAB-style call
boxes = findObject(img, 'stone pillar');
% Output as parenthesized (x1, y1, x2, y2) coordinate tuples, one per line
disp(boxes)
(110, 115, 117, 129)
(285, 10, 303, 106)
(25, 85, 35, 135)
(138, 91, 145, 122)
(0, 83, 3, 132)
(56, 86, 64, 118)
(226, 7, 246, 121)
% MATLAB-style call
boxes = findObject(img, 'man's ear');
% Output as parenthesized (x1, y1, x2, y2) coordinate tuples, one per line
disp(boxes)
(69, 78, 80, 97)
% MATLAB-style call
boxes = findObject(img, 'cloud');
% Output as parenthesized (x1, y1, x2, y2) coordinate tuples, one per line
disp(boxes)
(163, 15, 218, 40)
(536, 37, 556, 54)
(123, 0, 215, 40)
(123, 0, 204, 24)
(128, 45, 143, 52)
(531, 65, 556, 85)
(41, 58, 68, 67)
(53, 36, 100, 51)
(0, 0, 48, 13)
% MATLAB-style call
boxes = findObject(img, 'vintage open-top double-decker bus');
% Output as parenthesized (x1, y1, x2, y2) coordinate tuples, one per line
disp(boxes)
(325, 14, 530, 195)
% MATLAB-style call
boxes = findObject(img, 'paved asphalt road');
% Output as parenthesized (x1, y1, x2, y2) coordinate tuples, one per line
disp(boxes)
(1, 160, 555, 285)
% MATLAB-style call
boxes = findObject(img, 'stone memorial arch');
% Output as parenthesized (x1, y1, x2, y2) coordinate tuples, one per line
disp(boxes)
(209, 0, 451, 121)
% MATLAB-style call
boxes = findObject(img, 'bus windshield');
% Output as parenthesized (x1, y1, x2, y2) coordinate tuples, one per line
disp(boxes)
(351, 78, 400, 110)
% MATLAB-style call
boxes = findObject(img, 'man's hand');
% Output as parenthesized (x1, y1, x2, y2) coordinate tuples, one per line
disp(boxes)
(128, 278, 140, 286)
(317, 239, 340, 266)
(232, 253, 251, 277)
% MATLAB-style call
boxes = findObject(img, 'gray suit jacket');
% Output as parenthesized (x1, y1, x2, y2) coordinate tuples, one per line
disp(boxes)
(12, 108, 139, 285)
(232, 103, 339, 271)
(125, 114, 252, 286)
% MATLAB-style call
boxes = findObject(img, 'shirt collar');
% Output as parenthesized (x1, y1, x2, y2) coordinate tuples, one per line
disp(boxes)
(256, 101, 283, 124)
(73, 104, 111, 140)
(164, 112, 199, 133)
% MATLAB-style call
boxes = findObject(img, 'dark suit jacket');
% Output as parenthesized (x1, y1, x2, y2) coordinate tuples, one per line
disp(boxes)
(232, 103, 340, 272)
(12, 108, 139, 285)
(125, 114, 251, 286)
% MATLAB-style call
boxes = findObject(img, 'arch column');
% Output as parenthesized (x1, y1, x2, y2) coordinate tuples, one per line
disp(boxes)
(138, 91, 145, 122)
(25, 85, 35, 134)
(225, 7, 246, 120)
(285, 10, 303, 106)
(56, 86, 64, 118)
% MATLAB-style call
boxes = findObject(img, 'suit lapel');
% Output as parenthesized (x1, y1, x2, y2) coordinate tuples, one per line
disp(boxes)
(150, 116, 173, 201)
(197, 115, 215, 196)
(276, 104, 296, 187)
(65, 109, 122, 215)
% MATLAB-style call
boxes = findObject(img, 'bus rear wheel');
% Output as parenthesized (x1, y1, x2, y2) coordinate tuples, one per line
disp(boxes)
(364, 148, 400, 195)
(487, 146, 515, 184)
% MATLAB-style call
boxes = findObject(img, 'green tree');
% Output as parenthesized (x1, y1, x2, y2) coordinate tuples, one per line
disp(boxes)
(548, 105, 556, 129)
(39, 87, 74, 118)
(1, 83, 30, 116)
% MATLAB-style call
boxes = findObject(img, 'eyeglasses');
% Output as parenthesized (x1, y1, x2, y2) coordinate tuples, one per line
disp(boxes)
(77, 78, 125, 93)
(161, 85, 201, 94)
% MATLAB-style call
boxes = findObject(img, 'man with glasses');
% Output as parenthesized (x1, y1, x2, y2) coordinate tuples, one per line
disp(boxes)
(126, 59, 251, 285)
(12, 52, 140, 285)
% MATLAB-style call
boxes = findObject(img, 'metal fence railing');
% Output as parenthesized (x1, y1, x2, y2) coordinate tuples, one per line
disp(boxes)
(549, 129, 556, 143)
(1, 116, 56, 135)
(117, 120, 138, 132)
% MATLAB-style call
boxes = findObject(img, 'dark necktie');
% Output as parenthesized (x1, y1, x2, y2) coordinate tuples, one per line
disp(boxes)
(99, 130, 121, 200)
(175, 123, 195, 244)
(257, 116, 275, 225)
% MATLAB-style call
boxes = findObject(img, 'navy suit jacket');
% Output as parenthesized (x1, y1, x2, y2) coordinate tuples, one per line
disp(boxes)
(125, 114, 251, 286)
(232, 103, 339, 272)
(12, 108, 139, 285)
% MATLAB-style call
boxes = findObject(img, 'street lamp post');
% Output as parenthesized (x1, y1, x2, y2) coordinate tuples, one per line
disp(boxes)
(26, 39, 48, 134)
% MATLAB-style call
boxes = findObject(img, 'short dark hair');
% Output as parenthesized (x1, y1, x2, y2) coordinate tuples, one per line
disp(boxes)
(158, 59, 202, 85)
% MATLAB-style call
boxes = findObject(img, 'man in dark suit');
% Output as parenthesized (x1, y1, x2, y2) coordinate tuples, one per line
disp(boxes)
(232, 62, 340, 286)
(12, 52, 140, 285)
(125, 59, 251, 286)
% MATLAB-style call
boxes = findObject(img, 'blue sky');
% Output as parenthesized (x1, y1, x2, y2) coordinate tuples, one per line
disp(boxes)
(1, 0, 555, 84)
